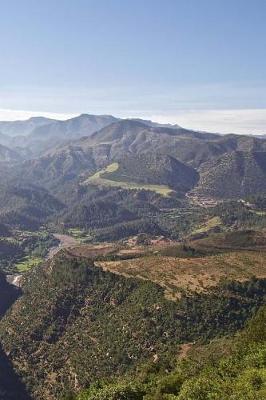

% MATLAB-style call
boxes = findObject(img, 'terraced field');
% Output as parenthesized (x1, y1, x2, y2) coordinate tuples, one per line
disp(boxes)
(84, 162, 173, 196)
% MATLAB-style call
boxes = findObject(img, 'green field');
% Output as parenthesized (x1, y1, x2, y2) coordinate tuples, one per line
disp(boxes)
(14, 256, 43, 272)
(84, 162, 173, 197)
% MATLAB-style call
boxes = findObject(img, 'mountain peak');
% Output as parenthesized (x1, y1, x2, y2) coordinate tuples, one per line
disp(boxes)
(27, 116, 54, 123)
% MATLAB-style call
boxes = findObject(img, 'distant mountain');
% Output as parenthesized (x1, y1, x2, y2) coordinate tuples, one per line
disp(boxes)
(16, 145, 96, 190)
(11, 119, 210, 190)
(4, 115, 264, 167)
(0, 117, 54, 137)
(0, 114, 119, 157)
(129, 118, 181, 129)
(0, 144, 21, 163)
(28, 113, 118, 142)
(0, 132, 12, 147)
(37, 119, 266, 176)
(9, 119, 266, 200)
(195, 150, 266, 198)
(2, 116, 224, 163)
(88, 119, 240, 167)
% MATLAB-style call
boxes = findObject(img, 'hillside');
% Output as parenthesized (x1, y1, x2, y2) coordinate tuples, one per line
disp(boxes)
(55, 185, 185, 239)
(74, 303, 266, 400)
(18, 145, 96, 189)
(0, 144, 21, 163)
(0, 117, 54, 137)
(97, 154, 199, 193)
(2, 117, 266, 210)
(84, 162, 174, 197)
(29, 114, 118, 141)
(0, 184, 64, 230)
(0, 115, 118, 157)
(0, 274, 29, 399)
(8, 119, 266, 204)
(0, 251, 265, 399)
(195, 151, 266, 198)
(96, 232, 266, 299)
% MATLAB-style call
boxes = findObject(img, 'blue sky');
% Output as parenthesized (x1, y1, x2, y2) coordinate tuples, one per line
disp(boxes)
(0, 0, 266, 134)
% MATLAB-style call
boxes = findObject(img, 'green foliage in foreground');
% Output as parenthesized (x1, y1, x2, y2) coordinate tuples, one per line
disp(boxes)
(1, 254, 265, 399)
(73, 305, 266, 400)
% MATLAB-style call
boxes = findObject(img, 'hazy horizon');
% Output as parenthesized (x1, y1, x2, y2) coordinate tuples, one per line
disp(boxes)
(0, 107, 266, 136)
(1, 0, 266, 135)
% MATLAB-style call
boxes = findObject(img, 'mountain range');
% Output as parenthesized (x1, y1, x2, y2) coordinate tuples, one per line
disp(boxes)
(0, 113, 265, 200)
(0, 113, 266, 399)
(0, 113, 265, 243)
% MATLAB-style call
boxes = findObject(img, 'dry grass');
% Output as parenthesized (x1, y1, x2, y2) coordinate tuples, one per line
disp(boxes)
(97, 251, 266, 300)
(68, 238, 179, 259)
(67, 243, 118, 258)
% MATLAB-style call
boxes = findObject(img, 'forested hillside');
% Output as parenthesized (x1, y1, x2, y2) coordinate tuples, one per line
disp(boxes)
(102, 154, 199, 193)
(0, 252, 265, 399)
(0, 184, 64, 230)
(196, 151, 266, 198)
(74, 304, 266, 400)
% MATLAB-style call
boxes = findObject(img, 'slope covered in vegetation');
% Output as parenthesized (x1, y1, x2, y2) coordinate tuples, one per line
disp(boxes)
(196, 151, 266, 198)
(74, 304, 266, 400)
(0, 253, 265, 399)
(84, 154, 198, 196)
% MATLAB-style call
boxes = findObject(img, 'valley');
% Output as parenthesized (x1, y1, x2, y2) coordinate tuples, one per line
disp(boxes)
(0, 114, 265, 399)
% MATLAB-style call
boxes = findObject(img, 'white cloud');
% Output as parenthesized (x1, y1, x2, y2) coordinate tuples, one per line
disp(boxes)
(131, 109, 266, 135)
(0, 107, 266, 136)
(0, 108, 76, 121)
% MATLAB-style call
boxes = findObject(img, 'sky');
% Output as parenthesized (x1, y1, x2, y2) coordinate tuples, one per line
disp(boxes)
(0, 0, 266, 134)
